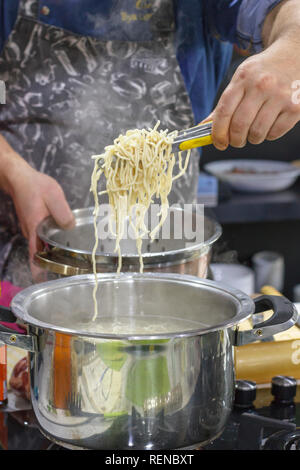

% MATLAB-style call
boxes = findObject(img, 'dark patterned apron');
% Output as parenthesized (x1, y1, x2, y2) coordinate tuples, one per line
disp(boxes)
(0, 0, 199, 286)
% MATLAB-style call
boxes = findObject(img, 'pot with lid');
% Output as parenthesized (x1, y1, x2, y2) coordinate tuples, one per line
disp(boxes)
(0, 273, 297, 450)
(34, 207, 222, 278)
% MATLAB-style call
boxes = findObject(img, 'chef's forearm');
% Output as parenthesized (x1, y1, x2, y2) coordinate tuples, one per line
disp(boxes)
(263, 0, 300, 48)
(0, 133, 28, 195)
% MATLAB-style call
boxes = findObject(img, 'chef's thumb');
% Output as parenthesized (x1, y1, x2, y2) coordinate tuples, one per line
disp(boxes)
(45, 187, 75, 230)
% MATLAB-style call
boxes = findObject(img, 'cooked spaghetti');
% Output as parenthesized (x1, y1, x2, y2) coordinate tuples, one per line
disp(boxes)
(90, 122, 191, 319)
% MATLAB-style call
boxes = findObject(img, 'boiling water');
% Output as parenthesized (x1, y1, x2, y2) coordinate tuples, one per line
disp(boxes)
(72, 314, 210, 335)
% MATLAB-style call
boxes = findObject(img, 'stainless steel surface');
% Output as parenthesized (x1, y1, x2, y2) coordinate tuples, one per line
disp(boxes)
(3, 273, 296, 450)
(293, 303, 300, 327)
(35, 207, 222, 277)
(11, 274, 253, 338)
(172, 122, 212, 152)
(30, 330, 234, 450)
(0, 330, 37, 351)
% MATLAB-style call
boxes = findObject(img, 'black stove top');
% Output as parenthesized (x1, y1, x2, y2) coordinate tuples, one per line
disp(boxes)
(204, 375, 300, 451)
(0, 376, 299, 451)
(204, 405, 300, 450)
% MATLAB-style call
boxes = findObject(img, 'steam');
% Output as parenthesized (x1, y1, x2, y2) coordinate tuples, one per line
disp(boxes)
(211, 240, 239, 265)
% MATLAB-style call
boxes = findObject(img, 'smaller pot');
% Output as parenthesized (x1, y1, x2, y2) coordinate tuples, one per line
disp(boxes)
(34, 207, 222, 278)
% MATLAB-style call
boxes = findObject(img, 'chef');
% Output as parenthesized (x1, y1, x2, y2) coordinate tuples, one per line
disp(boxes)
(0, 0, 300, 286)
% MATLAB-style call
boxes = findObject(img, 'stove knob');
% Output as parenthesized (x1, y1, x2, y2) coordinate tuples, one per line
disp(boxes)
(271, 376, 297, 405)
(235, 380, 257, 408)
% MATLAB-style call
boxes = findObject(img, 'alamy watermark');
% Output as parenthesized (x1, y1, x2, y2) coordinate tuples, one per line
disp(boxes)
(0, 80, 5, 104)
(95, 203, 205, 246)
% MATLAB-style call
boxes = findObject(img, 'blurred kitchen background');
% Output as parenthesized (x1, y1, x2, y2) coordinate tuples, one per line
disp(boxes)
(199, 49, 300, 300)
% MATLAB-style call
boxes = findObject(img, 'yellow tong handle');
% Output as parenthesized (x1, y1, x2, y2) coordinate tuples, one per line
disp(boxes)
(178, 121, 213, 151)
(179, 135, 213, 151)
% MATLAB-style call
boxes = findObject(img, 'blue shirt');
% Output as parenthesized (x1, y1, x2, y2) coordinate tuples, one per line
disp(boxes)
(0, 0, 283, 122)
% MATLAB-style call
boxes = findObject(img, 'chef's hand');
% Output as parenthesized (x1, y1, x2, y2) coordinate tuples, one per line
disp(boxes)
(207, 38, 300, 150)
(2, 147, 75, 280)
(205, 1, 300, 150)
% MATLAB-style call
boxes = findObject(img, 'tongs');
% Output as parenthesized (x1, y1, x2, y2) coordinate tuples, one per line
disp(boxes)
(172, 121, 213, 153)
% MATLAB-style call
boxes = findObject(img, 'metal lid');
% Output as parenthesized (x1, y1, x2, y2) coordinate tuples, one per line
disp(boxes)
(11, 273, 254, 340)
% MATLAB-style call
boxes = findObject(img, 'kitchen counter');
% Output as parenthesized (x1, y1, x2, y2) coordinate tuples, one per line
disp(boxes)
(206, 179, 300, 224)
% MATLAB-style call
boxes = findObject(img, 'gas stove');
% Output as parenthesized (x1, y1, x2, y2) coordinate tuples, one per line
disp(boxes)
(204, 375, 300, 451)
(0, 376, 299, 451)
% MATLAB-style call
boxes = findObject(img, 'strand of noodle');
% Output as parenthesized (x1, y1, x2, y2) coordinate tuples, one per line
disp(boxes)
(172, 149, 191, 181)
(90, 155, 103, 320)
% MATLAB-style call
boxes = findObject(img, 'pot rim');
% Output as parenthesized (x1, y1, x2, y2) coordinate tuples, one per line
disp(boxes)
(36, 207, 222, 262)
(11, 273, 254, 340)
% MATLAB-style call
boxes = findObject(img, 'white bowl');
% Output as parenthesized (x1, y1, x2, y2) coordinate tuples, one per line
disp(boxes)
(210, 263, 255, 295)
(204, 159, 300, 193)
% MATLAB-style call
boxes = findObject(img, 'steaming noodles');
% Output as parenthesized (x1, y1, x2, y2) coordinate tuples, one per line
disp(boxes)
(90, 122, 191, 321)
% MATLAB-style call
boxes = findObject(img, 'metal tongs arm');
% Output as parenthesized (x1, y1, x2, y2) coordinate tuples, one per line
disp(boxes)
(172, 121, 213, 152)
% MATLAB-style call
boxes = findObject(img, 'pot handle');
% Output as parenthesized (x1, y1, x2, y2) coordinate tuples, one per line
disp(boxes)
(0, 305, 38, 352)
(235, 295, 298, 346)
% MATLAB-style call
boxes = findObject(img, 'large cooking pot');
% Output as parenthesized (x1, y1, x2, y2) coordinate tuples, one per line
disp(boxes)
(0, 273, 297, 450)
(34, 207, 221, 278)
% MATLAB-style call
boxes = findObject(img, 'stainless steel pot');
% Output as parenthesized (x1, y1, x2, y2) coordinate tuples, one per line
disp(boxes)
(0, 273, 297, 450)
(34, 207, 221, 278)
